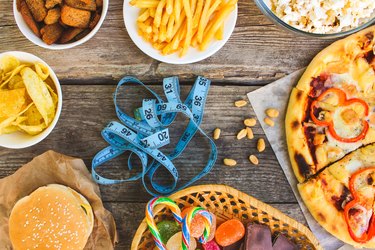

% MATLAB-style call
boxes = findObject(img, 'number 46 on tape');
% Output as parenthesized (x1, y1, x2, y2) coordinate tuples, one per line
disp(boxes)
(91, 76, 218, 196)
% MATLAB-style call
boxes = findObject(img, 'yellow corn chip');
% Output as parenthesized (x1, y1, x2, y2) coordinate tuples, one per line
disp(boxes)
(0, 88, 27, 118)
(21, 67, 55, 126)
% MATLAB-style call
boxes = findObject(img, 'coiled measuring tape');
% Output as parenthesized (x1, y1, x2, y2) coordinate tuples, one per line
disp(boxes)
(91, 76, 217, 196)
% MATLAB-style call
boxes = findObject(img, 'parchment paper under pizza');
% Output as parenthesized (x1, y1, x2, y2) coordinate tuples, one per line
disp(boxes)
(285, 26, 375, 248)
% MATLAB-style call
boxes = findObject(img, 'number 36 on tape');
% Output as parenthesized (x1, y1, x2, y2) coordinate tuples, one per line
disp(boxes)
(91, 76, 217, 196)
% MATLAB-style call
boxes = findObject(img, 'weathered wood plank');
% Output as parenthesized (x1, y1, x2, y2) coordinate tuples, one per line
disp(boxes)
(106, 202, 306, 249)
(0, 85, 297, 204)
(0, 0, 333, 84)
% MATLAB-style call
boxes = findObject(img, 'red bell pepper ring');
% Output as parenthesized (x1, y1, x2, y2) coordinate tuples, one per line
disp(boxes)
(310, 88, 369, 143)
(344, 168, 375, 243)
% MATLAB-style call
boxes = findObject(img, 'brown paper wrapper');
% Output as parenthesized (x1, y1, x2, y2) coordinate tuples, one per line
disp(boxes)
(0, 150, 118, 249)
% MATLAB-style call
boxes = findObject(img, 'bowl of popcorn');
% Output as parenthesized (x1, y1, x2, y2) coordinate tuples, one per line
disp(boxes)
(255, 0, 375, 38)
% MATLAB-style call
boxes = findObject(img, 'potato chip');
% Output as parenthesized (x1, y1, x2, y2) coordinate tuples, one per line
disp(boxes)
(1, 125, 19, 134)
(0, 88, 27, 118)
(0, 55, 20, 74)
(0, 102, 33, 135)
(35, 63, 50, 80)
(16, 123, 46, 135)
(46, 83, 58, 108)
(21, 67, 55, 126)
(8, 75, 25, 89)
(0, 64, 28, 88)
(24, 104, 44, 125)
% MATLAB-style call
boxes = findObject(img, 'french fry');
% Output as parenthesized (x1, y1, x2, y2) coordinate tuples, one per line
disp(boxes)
(181, 0, 192, 56)
(174, 0, 181, 22)
(166, 0, 173, 15)
(166, 14, 175, 41)
(215, 22, 224, 40)
(208, 0, 222, 16)
(200, 4, 235, 51)
(149, 7, 156, 17)
(197, 0, 211, 43)
(132, 0, 160, 8)
(137, 9, 150, 22)
(190, 0, 197, 16)
(192, 0, 203, 29)
(154, 0, 166, 27)
(138, 21, 152, 33)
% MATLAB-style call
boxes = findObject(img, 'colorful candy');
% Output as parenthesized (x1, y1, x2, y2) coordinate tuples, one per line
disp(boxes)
(166, 232, 197, 250)
(146, 197, 183, 250)
(181, 207, 206, 238)
(203, 240, 221, 250)
(215, 219, 245, 247)
(207, 212, 217, 242)
(182, 207, 213, 250)
(157, 220, 181, 243)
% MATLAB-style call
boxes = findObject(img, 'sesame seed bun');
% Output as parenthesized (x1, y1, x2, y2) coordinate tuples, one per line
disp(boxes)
(9, 184, 94, 250)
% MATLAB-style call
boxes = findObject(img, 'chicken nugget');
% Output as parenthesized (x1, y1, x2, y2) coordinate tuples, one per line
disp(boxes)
(44, 7, 61, 25)
(59, 27, 84, 43)
(45, 0, 62, 9)
(64, 0, 96, 11)
(96, 0, 103, 7)
(40, 23, 63, 44)
(89, 11, 101, 30)
(25, 0, 47, 22)
(20, 0, 40, 37)
(61, 5, 91, 28)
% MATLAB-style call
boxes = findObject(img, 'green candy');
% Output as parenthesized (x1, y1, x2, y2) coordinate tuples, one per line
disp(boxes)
(157, 220, 181, 244)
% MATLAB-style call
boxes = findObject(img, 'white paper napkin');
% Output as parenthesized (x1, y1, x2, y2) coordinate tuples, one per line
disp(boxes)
(247, 69, 345, 249)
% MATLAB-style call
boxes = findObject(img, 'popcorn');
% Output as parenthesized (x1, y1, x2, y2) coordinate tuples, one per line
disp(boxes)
(267, 0, 375, 34)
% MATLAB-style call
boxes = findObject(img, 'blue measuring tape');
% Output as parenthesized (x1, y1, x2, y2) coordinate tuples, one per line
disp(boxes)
(91, 76, 217, 196)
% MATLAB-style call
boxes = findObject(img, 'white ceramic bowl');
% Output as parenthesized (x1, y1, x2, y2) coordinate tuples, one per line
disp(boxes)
(0, 51, 62, 149)
(13, 0, 108, 49)
(123, 1, 238, 64)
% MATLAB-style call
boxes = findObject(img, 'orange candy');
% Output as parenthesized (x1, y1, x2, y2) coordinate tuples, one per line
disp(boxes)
(181, 207, 206, 238)
(214, 219, 245, 247)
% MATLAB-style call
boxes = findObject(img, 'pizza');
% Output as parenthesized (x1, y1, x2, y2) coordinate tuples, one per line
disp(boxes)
(286, 25, 375, 183)
(285, 25, 375, 247)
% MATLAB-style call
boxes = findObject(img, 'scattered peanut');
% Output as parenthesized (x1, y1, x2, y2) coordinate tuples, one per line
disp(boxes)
(249, 155, 259, 165)
(224, 158, 237, 167)
(266, 108, 279, 118)
(213, 128, 221, 140)
(244, 118, 257, 127)
(257, 138, 266, 152)
(235, 100, 247, 107)
(237, 128, 247, 140)
(246, 127, 254, 139)
(264, 117, 275, 127)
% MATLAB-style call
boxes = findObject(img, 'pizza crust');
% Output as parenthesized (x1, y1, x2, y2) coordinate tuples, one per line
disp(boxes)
(285, 87, 314, 183)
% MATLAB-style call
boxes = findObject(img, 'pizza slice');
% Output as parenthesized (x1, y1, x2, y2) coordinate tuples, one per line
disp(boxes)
(286, 25, 375, 183)
(298, 143, 375, 248)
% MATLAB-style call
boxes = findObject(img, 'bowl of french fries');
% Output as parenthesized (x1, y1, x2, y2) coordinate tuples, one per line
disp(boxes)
(13, 0, 108, 49)
(124, 0, 238, 64)
(0, 51, 62, 149)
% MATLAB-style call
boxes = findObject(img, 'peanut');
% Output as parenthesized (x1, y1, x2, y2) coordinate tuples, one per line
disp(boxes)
(244, 118, 256, 127)
(213, 128, 221, 140)
(266, 108, 279, 118)
(246, 127, 254, 139)
(235, 100, 247, 107)
(257, 138, 265, 152)
(264, 117, 275, 127)
(224, 158, 237, 167)
(237, 129, 247, 140)
(249, 155, 259, 165)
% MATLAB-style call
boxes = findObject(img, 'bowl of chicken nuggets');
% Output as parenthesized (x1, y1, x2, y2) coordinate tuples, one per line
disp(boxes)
(0, 51, 62, 149)
(13, 0, 108, 49)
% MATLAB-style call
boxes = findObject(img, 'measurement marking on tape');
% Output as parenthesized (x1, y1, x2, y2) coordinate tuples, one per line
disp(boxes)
(91, 76, 217, 196)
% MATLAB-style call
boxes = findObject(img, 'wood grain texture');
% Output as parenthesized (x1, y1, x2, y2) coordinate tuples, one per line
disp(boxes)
(0, 0, 334, 84)
(0, 85, 297, 203)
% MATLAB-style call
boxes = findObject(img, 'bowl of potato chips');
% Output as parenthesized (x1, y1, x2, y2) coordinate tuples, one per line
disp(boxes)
(124, 0, 238, 64)
(0, 51, 62, 149)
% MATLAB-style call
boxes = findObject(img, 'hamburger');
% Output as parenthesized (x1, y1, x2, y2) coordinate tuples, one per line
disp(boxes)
(9, 184, 94, 250)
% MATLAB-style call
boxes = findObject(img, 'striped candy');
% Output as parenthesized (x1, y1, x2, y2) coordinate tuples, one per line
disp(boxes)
(182, 207, 213, 250)
(146, 197, 183, 250)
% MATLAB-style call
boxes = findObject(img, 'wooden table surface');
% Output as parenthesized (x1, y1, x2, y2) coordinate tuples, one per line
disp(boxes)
(0, 0, 337, 248)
